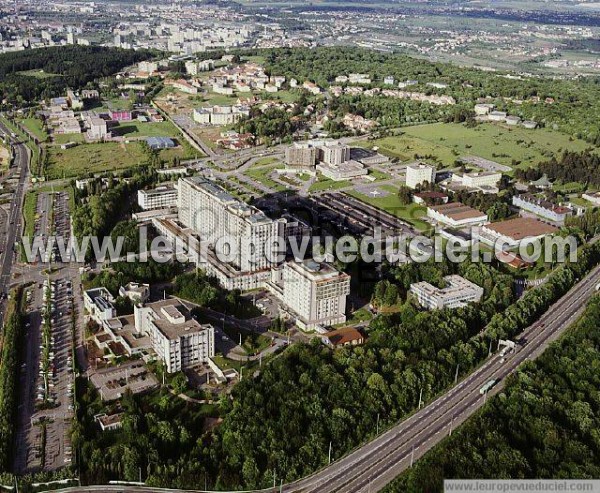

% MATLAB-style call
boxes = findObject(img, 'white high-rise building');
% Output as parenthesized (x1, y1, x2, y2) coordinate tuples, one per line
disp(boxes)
(178, 176, 281, 272)
(282, 260, 350, 330)
(319, 143, 350, 166)
(133, 299, 214, 373)
(406, 163, 436, 189)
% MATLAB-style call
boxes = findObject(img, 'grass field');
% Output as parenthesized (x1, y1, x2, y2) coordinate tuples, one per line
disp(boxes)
(46, 141, 147, 179)
(17, 69, 62, 79)
(244, 164, 287, 192)
(52, 133, 86, 145)
(22, 191, 39, 239)
(361, 123, 593, 170)
(111, 120, 182, 139)
(309, 175, 353, 192)
(347, 186, 431, 232)
(18, 118, 48, 142)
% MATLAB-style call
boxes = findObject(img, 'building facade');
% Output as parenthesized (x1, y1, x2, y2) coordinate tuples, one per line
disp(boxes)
(406, 163, 436, 189)
(282, 260, 350, 330)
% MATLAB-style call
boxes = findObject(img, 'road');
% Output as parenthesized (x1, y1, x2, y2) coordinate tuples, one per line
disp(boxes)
(0, 119, 30, 326)
(43, 263, 600, 493)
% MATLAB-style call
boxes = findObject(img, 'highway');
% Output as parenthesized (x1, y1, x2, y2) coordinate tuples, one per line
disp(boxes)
(43, 263, 600, 493)
(0, 119, 30, 327)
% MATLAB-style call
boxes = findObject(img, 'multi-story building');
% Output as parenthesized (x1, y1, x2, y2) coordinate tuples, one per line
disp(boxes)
(118, 282, 150, 304)
(86, 117, 109, 140)
(512, 194, 573, 225)
(281, 260, 350, 330)
(285, 144, 317, 171)
(133, 299, 214, 373)
(453, 171, 502, 190)
(409, 275, 483, 310)
(137, 184, 178, 210)
(193, 105, 250, 125)
(84, 288, 116, 323)
(319, 143, 350, 166)
(406, 163, 436, 189)
(178, 176, 281, 272)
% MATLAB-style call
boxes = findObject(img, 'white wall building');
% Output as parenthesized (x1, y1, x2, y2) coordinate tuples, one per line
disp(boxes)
(410, 275, 483, 310)
(281, 260, 350, 330)
(84, 288, 116, 323)
(134, 299, 214, 373)
(138, 184, 178, 210)
(406, 163, 436, 189)
(178, 176, 282, 273)
(512, 194, 573, 225)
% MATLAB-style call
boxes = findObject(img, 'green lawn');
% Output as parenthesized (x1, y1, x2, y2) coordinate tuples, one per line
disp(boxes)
(309, 176, 353, 192)
(347, 189, 431, 232)
(22, 191, 39, 239)
(46, 141, 148, 179)
(18, 117, 48, 142)
(245, 164, 287, 192)
(361, 122, 593, 170)
(17, 69, 62, 79)
(111, 120, 182, 138)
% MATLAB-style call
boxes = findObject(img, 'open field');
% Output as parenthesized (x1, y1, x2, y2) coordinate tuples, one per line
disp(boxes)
(309, 175, 353, 192)
(361, 123, 593, 170)
(111, 120, 182, 138)
(46, 141, 147, 179)
(17, 69, 62, 79)
(244, 163, 287, 192)
(17, 117, 48, 141)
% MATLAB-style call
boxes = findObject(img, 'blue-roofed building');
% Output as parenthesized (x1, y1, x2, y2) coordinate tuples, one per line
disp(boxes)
(146, 137, 175, 149)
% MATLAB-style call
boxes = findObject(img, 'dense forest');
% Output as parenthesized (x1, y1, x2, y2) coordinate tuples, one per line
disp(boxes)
(384, 294, 600, 492)
(516, 150, 600, 187)
(259, 47, 600, 143)
(0, 45, 154, 104)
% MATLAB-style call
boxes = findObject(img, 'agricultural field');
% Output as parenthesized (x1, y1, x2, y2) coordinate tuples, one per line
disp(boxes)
(361, 123, 593, 170)
(46, 141, 148, 179)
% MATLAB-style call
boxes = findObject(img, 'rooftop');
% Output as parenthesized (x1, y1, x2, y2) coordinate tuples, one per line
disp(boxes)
(484, 217, 558, 241)
(429, 202, 487, 221)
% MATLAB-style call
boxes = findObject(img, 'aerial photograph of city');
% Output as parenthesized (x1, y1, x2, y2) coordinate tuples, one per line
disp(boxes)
(0, 0, 599, 491)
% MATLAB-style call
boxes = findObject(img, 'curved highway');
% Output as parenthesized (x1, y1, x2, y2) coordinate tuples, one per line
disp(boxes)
(44, 264, 600, 493)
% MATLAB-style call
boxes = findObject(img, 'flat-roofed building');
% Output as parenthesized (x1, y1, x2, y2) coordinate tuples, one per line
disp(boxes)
(427, 202, 488, 228)
(316, 159, 367, 181)
(134, 298, 214, 373)
(582, 191, 600, 206)
(84, 287, 116, 323)
(479, 217, 558, 249)
(282, 260, 350, 330)
(406, 163, 436, 189)
(119, 282, 150, 303)
(138, 184, 178, 210)
(410, 275, 483, 310)
(178, 176, 282, 273)
(453, 171, 502, 191)
(285, 143, 317, 171)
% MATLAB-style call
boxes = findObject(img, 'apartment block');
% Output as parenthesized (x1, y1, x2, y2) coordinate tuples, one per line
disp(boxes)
(512, 194, 573, 225)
